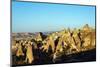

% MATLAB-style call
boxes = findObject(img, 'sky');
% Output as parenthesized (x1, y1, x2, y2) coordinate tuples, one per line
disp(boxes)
(12, 1, 96, 33)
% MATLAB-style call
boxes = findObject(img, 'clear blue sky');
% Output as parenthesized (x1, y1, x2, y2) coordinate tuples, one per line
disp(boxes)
(12, 1, 96, 33)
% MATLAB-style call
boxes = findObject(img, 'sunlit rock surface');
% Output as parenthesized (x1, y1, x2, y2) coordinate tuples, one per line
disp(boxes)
(12, 24, 96, 66)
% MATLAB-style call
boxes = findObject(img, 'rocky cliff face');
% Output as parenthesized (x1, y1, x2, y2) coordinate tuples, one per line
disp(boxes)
(12, 24, 96, 65)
